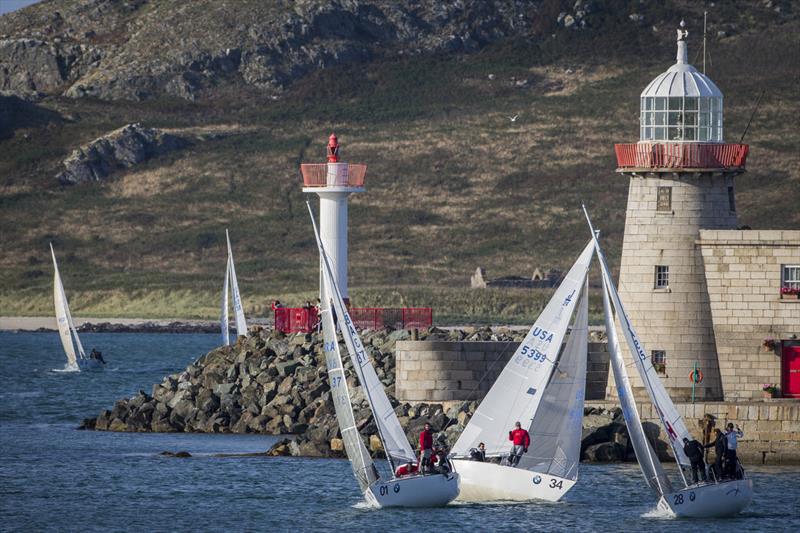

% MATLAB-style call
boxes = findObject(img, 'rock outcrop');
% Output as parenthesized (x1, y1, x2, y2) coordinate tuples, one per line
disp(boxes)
(84, 326, 672, 462)
(56, 123, 188, 184)
(0, 0, 533, 102)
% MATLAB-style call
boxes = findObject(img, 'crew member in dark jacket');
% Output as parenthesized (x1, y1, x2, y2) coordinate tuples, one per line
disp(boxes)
(706, 428, 727, 480)
(682, 437, 707, 483)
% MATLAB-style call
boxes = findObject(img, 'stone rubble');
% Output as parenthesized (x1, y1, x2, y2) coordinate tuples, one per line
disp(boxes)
(82, 326, 671, 462)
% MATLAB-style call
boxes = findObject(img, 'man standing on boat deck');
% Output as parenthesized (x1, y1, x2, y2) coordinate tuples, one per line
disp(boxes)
(419, 422, 434, 474)
(724, 423, 744, 478)
(508, 421, 530, 467)
(706, 428, 727, 480)
(682, 437, 707, 483)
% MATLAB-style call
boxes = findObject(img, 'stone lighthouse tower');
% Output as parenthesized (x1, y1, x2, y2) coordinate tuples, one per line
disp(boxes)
(301, 134, 366, 302)
(608, 22, 749, 402)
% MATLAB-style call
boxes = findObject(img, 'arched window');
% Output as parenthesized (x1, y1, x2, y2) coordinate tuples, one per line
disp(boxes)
(640, 96, 722, 142)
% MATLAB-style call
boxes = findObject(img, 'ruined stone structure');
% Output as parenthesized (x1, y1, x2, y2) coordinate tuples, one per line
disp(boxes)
(470, 267, 560, 289)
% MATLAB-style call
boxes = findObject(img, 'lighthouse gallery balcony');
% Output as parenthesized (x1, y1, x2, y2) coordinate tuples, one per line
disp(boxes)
(300, 163, 367, 188)
(615, 142, 748, 172)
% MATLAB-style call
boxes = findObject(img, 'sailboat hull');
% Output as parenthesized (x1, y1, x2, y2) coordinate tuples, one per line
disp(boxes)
(78, 358, 105, 370)
(658, 479, 753, 518)
(364, 473, 460, 508)
(452, 460, 575, 502)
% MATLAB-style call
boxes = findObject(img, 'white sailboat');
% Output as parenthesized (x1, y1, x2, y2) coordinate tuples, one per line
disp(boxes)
(221, 229, 248, 345)
(308, 203, 459, 507)
(50, 244, 102, 371)
(451, 241, 594, 502)
(584, 207, 753, 518)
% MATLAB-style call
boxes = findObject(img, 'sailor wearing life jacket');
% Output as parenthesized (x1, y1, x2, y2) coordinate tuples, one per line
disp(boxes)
(508, 421, 530, 467)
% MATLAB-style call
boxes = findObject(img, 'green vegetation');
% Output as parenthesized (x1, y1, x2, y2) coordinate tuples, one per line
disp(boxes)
(2, 16, 798, 323)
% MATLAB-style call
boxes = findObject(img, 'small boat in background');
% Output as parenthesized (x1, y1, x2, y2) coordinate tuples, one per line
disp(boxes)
(50, 244, 103, 371)
(221, 229, 248, 346)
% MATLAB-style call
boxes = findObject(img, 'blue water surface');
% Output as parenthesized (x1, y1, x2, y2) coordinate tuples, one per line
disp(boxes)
(0, 332, 798, 532)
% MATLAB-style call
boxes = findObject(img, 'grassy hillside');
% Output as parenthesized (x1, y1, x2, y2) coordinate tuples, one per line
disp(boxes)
(1, 5, 798, 322)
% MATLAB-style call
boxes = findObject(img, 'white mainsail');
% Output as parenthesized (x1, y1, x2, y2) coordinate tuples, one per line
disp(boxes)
(221, 255, 230, 346)
(308, 204, 417, 467)
(522, 278, 589, 481)
(584, 208, 692, 468)
(51, 244, 85, 366)
(226, 230, 247, 338)
(320, 273, 380, 491)
(452, 240, 594, 459)
(602, 271, 673, 496)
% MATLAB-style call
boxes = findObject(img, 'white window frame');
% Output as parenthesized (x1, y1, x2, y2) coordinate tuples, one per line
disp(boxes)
(654, 265, 669, 289)
(651, 350, 666, 374)
(640, 96, 723, 142)
(783, 265, 800, 290)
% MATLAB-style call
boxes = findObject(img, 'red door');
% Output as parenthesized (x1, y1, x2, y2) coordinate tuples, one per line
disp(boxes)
(782, 344, 800, 398)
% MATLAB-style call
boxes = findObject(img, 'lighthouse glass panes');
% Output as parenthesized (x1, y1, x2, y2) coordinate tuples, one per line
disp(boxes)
(640, 96, 722, 142)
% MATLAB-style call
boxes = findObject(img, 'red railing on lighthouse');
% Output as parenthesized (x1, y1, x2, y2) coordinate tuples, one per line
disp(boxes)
(300, 163, 367, 187)
(615, 143, 748, 171)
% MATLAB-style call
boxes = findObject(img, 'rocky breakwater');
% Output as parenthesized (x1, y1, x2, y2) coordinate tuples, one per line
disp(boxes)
(84, 326, 671, 462)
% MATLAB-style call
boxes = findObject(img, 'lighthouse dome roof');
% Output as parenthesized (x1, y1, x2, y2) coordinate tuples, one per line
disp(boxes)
(641, 62, 722, 98)
(640, 21, 722, 98)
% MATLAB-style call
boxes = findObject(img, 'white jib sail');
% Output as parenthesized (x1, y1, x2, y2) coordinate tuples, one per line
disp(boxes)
(226, 230, 248, 338)
(522, 278, 589, 481)
(601, 267, 672, 497)
(51, 244, 78, 367)
(308, 203, 417, 467)
(221, 254, 230, 346)
(584, 207, 692, 468)
(320, 272, 380, 492)
(452, 240, 594, 459)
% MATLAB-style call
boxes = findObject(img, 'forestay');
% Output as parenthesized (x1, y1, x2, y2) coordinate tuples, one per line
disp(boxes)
(522, 279, 589, 480)
(226, 230, 248, 338)
(308, 204, 418, 467)
(585, 209, 692, 468)
(602, 272, 673, 497)
(320, 272, 380, 491)
(452, 240, 594, 458)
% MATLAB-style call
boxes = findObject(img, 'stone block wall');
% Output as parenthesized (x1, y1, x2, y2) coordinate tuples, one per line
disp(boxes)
(611, 171, 739, 402)
(698, 229, 800, 400)
(395, 339, 611, 403)
(588, 400, 800, 464)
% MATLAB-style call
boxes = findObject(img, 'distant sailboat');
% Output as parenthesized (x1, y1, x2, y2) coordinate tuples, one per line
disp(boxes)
(221, 229, 248, 345)
(308, 203, 459, 507)
(451, 240, 593, 502)
(50, 244, 102, 371)
(584, 207, 753, 518)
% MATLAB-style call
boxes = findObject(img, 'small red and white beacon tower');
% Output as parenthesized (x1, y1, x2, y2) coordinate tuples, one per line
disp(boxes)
(301, 134, 366, 303)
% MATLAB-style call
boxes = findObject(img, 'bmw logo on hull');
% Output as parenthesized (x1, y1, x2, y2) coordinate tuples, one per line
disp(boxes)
(532, 475, 542, 485)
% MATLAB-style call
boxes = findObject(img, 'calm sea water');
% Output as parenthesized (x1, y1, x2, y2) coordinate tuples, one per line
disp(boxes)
(0, 331, 798, 532)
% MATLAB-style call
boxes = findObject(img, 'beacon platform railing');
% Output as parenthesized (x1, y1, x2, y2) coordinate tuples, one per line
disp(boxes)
(615, 143, 748, 170)
(300, 163, 367, 187)
(274, 307, 432, 333)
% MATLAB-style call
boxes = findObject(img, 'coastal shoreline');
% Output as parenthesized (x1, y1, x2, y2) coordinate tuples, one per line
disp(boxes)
(0, 316, 269, 333)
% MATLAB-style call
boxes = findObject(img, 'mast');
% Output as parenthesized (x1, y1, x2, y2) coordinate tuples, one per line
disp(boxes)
(308, 202, 399, 473)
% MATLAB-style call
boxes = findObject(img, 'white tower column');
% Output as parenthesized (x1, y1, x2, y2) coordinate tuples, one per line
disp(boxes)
(317, 190, 352, 299)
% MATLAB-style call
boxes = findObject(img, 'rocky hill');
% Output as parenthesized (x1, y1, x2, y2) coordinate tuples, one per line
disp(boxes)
(0, 0, 798, 320)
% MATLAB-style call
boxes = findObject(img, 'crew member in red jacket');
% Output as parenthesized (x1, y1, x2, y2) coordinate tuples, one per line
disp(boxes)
(508, 421, 531, 466)
(419, 422, 434, 474)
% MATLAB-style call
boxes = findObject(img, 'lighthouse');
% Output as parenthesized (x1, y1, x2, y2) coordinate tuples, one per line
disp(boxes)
(608, 22, 749, 402)
(301, 134, 366, 302)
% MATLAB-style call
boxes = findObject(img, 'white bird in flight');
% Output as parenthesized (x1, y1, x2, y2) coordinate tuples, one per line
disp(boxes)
(508, 114, 520, 122)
